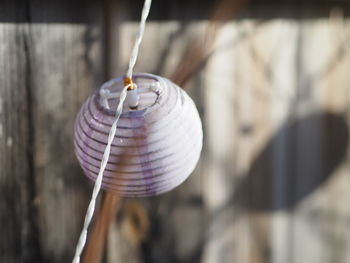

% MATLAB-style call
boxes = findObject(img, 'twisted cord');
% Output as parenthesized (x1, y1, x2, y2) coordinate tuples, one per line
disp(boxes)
(71, 1, 151, 261)
(72, 86, 128, 263)
(126, 0, 152, 79)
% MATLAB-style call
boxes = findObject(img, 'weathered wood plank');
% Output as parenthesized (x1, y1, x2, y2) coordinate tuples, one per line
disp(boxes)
(0, 2, 106, 262)
(0, 23, 41, 263)
(109, 14, 350, 263)
(28, 21, 104, 261)
(2, 1, 350, 263)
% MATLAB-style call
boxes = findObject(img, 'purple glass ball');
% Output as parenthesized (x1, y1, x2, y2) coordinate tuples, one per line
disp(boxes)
(73, 73, 203, 197)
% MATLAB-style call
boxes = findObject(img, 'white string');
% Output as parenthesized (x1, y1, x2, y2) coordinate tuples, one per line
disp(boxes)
(126, 0, 152, 79)
(72, 86, 128, 263)
(71, 0, 152, 262)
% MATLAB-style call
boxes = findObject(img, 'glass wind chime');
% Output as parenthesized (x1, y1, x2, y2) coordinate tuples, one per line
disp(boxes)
(72, 0, 203, 262)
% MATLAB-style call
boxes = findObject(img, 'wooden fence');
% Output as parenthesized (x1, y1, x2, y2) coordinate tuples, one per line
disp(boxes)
(1, 1, 350, 262)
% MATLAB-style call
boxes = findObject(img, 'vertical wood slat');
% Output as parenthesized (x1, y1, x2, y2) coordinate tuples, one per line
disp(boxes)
(29, 23, 104, 262)
(29, 23, 102, 262)
(0, 1, 105, 262)
(0, 23, 40, 263)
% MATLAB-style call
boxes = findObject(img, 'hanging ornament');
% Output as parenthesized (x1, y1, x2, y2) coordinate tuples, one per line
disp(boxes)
(71, 0, 203, 262)
(74, 73, 203, 197)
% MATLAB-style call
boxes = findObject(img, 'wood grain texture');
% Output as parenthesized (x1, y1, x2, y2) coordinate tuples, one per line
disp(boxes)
(0, 1, 105, 262)
(2, 1, 350, 263)
(28, 22, 104, 262)
(109, 9, 350, 263)
(0, 23, 41, 263)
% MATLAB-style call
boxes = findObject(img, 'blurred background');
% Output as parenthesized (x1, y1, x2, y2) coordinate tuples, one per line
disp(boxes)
(1, 0, 350, 262)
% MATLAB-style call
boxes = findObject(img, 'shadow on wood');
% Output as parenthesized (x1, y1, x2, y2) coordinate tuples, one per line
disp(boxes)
(234, 111, 349, 211)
